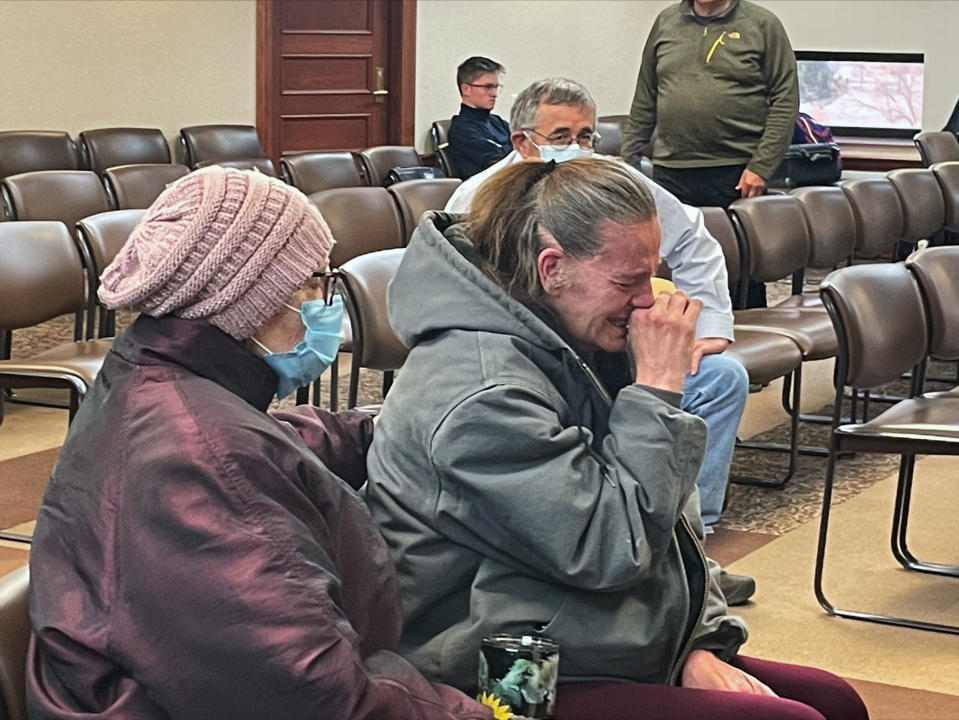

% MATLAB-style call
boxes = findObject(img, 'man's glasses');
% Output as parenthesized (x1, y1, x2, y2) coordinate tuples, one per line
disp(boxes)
(311, 270, 339, 306)
(524, 128, 602, 149)
(466, 83, 503, 92)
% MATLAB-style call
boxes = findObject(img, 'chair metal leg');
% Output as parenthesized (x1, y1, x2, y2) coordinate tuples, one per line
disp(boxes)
(815, 442, 959, 635)
(891, 454, 959, 577)
(347, 357, 361, 409)
(328, 355, 340, 411)
(731, 367, 802, 488)
(0, 530, 31, 544)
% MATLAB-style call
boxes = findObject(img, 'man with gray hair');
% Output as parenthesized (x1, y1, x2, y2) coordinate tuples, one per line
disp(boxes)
(445, 77, 754, 605)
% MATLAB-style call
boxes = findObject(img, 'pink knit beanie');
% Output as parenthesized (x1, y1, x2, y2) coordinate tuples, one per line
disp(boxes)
(98, 166, 335, 340)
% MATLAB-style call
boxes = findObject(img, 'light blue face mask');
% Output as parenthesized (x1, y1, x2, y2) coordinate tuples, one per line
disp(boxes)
(525, 133, 594, 164)
(253, 295, 344, 400)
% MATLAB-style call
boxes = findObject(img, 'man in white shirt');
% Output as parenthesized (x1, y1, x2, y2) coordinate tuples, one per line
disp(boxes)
(445, 77, 755, 606)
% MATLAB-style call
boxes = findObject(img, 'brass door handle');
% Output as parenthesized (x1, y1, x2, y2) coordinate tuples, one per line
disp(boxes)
(373, 66, 388, 103)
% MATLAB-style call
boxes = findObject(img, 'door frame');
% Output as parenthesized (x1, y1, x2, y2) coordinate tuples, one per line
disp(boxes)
(255, 0, 417, 162)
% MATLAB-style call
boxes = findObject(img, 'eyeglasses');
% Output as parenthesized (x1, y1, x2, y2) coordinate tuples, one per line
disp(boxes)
(524, 127, 602, 149)
(311, 269, 340, 306)
(466, 83, 503, 92)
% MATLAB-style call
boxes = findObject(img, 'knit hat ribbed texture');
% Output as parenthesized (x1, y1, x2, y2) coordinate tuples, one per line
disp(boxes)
(98, 166, 335, 340)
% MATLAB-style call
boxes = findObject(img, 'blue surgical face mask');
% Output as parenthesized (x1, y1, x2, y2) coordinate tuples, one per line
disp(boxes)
(525, 133, 594, 164)
(252, 295, 344, 400)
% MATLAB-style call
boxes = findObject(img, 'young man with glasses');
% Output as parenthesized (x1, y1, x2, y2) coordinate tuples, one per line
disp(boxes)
(447, 56, 512, 179)
(445, 77, 756, 607)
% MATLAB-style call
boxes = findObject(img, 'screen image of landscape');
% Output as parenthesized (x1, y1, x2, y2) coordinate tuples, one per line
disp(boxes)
(796, 51, 924, 137)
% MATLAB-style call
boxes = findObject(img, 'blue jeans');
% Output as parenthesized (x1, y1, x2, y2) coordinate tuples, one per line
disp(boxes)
(681, 353, 749, 529)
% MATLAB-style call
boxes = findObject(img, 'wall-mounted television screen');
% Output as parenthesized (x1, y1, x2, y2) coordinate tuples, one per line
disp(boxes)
(795, 51, 924, 138)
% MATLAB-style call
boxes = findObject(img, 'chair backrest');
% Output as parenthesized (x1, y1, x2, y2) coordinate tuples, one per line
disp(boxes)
(1, 170, 112, 227)
(77, 127, 171, 175)
(914, 131, 959, 167)
(193, 157, 277, 177)
(435, 144, 461, 180)
(337, 248, 409, 372)
(430, 120, 450, 151)
(790, 186, 857, 270)
(595, 117, 623, 156)
(839, 177, 904, 259)
(358, 146, 422, 186)
(905, 247, 959, 361)
(280, 151, 365, 194)
(699, 206, 741, 288)
(179, 124, 266, 167)
(76, 209, 145, 279)
(0, 221, 86, 331)
(728, 194, 810, 283)
(820, 262, 927, 390)
(887, 168, 946, 245)
(387, 178, 462, 241)
(308, 187, 405, 267)
(103, 163, 189, 210)
(0, 565, 29, 720)
(0, 131, 81, 179)
(930, 161, 959, 233)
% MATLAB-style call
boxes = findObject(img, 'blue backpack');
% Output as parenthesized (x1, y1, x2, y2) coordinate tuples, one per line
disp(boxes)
(792, 112, 835, 145)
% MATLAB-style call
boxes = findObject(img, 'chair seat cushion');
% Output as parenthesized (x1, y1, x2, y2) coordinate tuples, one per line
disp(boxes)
(725, 329, 803, 385)
(835, 395, 959, 454)
(0, 339, 114, 389)
(734, 308, 837, 359)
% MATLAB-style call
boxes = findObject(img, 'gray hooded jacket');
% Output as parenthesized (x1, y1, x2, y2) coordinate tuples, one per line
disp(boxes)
(365, 213, 747, 692)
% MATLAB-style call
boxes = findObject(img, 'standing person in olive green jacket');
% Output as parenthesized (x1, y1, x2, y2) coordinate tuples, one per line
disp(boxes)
(622, 0, 798, 306)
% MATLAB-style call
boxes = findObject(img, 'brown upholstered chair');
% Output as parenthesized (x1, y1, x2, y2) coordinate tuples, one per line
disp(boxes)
(816, 261, 959, 634)
(77, 127, 171, 175)
(700, 206, 805, 486)
(335, 249, 409, 409)
(193, 157, 277, 177)
(887, 168, 946, 257)
(913, 130, 959, 167)
(387, 178, 462, 241)
(0, 565, 29, 720)
(430, 119, 450, 151)
(595, 117, 623, 156)
(102, 163, 189, 210)
(76, 209, 146, 337)
(840, 176, 905, 261)
(307, 187, 405, 267)
(178, 124, 267, 168)
(930, 161, 959, 233)
(784, 185, 857, 308)
(357, 146, 423, 186)
(906, 246, 959, 389)
(0, 131, 81, 179)
(0, 222, 113, 429)
(435, 144, 461, 180)
(280, 152, 365, 195)
(1, 170, 112, 228)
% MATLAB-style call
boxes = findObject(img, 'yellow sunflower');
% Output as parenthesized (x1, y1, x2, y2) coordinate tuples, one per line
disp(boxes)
(478, 691, 513, 720)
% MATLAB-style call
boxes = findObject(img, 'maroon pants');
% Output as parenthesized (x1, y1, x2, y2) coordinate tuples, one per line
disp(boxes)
(554, 655, 868, 720)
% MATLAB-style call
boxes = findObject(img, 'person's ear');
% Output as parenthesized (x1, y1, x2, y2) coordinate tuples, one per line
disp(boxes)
(537, 247, 566, 295)
(512, 130, 535, 157)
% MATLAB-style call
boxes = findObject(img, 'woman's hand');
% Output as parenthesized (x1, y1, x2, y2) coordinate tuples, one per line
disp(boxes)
(681, 649, 778, 696)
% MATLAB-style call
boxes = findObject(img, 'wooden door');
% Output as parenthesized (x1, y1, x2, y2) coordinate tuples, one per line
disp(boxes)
(257, 0, 416, 161)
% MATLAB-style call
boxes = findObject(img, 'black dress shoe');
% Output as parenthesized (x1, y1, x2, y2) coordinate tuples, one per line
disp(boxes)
(719, 570, 756, 606)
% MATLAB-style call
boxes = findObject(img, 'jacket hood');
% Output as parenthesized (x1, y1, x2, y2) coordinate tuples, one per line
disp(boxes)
(388, 211, 571, 355)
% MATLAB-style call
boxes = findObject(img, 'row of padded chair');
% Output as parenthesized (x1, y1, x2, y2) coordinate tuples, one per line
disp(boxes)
(699, 161, 959, 486)
(816, 246, 959, 635)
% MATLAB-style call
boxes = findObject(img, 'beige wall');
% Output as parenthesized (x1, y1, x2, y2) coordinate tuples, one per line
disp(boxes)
(415, 0, 959, 151)
(1, 0, 955, 155)
(0, 0, 255, 156)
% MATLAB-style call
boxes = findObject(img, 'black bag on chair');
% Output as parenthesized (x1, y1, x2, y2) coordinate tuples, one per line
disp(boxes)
(383, 166, 446, 187)
(770, 143, 842, 188)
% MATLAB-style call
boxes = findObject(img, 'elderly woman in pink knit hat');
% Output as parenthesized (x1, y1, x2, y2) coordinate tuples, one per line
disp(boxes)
(27, 167, 492, 720)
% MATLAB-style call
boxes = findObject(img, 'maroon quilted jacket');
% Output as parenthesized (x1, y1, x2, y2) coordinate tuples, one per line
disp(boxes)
(27, 315, 491, 720)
